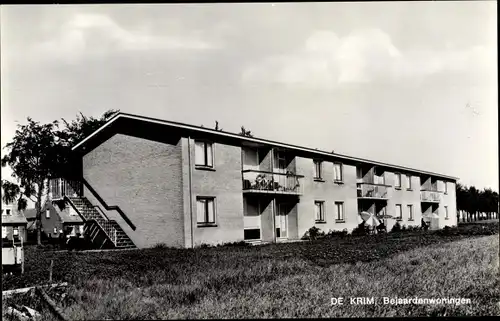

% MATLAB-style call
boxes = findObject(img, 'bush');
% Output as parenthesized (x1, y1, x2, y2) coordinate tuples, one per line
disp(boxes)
(352, 223, 370, 236)
(391, 221, 402, 233)
(326, 229, 348, 238)
(302, 226, 325, 240)
(153, 243, 168, 249)
(219, 241, 250, 247)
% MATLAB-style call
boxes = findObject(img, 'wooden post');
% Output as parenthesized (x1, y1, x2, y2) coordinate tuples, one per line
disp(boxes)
(21, 235, 24, 274)
(49, 259, 54, 283)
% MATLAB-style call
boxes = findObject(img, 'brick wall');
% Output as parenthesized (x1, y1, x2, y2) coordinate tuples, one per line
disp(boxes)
(82, 133, 185, 249)
(182, 138, 244, 247)
(41, 202, 63, 238)
(296, 157, 359, 237)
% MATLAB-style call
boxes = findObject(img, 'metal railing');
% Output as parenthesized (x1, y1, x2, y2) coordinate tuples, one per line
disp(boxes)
(49, 178, 82, 200)
(65, 196, 119, 246)
(242, 170, 304, 195)
(357, 183, 389, 199)
(420, 190, 441, 202)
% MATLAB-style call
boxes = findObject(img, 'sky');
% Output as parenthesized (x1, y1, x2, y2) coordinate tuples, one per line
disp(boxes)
(1, 2, 498, 192)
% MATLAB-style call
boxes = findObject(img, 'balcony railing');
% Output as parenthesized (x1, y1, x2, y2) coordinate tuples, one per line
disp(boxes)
(242, 170, 304, 195)
(357, 183, 389, 199)
(49, 178, 82, 200)
(420, 190, 442, 202)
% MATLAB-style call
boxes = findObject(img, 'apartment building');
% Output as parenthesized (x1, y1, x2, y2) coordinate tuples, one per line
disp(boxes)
(50, 112, 458, 249)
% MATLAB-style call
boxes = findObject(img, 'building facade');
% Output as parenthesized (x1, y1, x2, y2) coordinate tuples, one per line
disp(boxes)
(52, 112, 458, 249)
(1, 203, 28, 243)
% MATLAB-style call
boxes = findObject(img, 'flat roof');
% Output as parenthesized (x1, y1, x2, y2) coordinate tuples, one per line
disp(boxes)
(72, 112, 459, 181)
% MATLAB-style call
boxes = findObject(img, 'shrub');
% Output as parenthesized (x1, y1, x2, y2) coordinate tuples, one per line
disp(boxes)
(153, 243, 168, 249)
(401, 225, 407, 232)
(220, 241, 250, 247)
(391, 221, 402, 233)
(302, 226, 325, 241)
(352, 223, 370, 236)
(326, 229, 348, 238)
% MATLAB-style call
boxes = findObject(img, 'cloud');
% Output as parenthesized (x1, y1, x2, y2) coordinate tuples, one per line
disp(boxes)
(242, 28, 493, 88)
(35, 13, 218, 61)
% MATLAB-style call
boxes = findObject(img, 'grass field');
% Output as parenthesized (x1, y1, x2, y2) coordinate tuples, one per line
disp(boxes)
(2, 222, 499, 318)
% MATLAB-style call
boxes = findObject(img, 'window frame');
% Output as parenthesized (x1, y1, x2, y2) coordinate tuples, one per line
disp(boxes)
(335, 201, 345, 222)
(444, 182, 448, 194)
(407, 204, 413, 221)
(406, 175, 412, 190)
(314, 201, 326, 223)
(444, 206, 449, 220)
(313, 160, 323, 181)
(194, 140, 215, 169)
(333, 162, 344, 183)
(45, 209, 50, 219)
(196, 196, 217, 227)
(6, 209, 11, 215)
(396, 204, 402, 220)
(395, 173, 402, 189)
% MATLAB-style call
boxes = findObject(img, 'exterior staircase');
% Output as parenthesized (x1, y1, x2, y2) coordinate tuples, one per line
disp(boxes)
(66, 196, 136, 249)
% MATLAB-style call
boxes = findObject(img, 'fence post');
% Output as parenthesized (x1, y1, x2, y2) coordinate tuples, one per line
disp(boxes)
(49, 259, 54, 283)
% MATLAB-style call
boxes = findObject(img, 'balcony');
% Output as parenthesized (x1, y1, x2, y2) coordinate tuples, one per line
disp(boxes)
(242, 170, 304, 195)
(420, 190, 442, 203)
(49, 178, 82, 200)
(357, 183, 389, 199)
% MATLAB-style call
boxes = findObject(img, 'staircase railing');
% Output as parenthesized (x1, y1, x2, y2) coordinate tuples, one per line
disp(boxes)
(81, 178, 136, 231)
(64, 196, 120, 246)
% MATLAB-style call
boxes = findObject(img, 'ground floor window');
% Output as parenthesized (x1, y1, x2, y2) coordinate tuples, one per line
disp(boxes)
(335, 202, 344, 221)
(196, 197, 216, 226)
(244, 228, 261, 240)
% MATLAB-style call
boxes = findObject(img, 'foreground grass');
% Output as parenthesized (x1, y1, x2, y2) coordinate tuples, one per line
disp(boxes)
(12, 235, 497, 319)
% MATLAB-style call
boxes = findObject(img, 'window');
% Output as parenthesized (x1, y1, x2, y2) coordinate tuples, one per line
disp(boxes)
(406, 175, 412, 190)
(13, 227, 19, 236)
(407, 205, 413, 221)
(2, 226, 7, 238)
(6, 209, 12, 215)
(53, 227, 58, 234)
(396, 204, 402, 220)
(335, 202, 344, 221)
(195, 141, 214, 168)
(244, 229, 261, 240)
(46, 209, 50, 219)
(333, 163, 343, 182)
(197, 197, 216, 226)
(314, 201, 325, 222)
(313, 160, 323, 180)
(444, 206, 449, 220)
(444, 182, 448, 194)
(395, 173, 401, 188)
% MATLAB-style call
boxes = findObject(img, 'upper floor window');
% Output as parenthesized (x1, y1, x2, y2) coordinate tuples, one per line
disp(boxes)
(333, 163, 343, 182)
(195, 141, 214, 168)
(314, 201, 325, 222)
(46, 209, 50, 219)
(395, 173, 401, 188)
(406, 175, 412, 190)
(197, 197, 216, 226)
(313, 160, 323, 180)
(444, 182, 448, 194)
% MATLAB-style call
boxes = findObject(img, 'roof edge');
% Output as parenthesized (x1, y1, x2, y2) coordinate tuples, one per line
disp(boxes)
(71, 112, 459, 181)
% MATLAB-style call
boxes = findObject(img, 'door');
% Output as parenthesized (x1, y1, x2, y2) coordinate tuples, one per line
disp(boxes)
(275, 202, 289, 239)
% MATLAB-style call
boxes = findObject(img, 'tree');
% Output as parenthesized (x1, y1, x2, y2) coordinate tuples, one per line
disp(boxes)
(53, 109, 119, 180)
(1, 118, 60, 245)
(239, 126, 254, 137)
